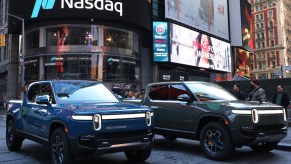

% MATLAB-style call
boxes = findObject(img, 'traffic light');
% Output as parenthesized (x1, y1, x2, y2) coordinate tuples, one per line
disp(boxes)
(0, 34, 5, 47)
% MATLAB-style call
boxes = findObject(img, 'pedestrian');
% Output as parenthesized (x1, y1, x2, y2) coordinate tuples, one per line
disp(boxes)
(272, 84, 290, 116)
(249, 78, 266, 102)
(127, 91, 136, 99)
(233, 83, 245, 100)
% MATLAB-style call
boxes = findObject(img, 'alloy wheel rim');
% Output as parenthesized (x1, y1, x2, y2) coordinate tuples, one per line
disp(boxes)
(52, 135, 65, 164)
(204, 129, 224, 154)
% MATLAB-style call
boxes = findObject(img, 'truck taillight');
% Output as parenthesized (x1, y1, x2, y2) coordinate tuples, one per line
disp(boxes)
(93, 114, 101, 131)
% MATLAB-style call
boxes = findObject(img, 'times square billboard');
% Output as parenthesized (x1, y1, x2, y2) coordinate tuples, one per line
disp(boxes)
(169, 23, 231, 72)
(165, 0, 229, 40)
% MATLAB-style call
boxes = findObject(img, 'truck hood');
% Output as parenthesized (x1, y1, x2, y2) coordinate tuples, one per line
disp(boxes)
(58, 102, 150, 115)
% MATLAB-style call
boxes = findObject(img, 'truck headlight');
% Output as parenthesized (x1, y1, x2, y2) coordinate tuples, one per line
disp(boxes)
(283, 109, 287, 121)
(72, 115, 92, 121)
(93, 114, 102, 131)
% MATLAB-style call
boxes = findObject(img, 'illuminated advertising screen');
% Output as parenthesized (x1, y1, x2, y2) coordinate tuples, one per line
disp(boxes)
(165, 0, 229, 40)
(235, 48, 251, 77)
(170, 23, 231, 72)
(240, 0, 253, 52)
(153, 22, 169, 62)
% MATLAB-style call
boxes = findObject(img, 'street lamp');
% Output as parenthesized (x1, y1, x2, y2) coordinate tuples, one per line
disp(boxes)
(1, 13, 25, 98)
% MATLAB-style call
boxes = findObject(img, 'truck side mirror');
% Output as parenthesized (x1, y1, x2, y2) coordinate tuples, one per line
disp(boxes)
(36, 95, 50, 105)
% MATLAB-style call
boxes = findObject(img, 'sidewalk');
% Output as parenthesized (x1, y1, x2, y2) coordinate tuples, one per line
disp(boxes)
(276, 118, 291, 151)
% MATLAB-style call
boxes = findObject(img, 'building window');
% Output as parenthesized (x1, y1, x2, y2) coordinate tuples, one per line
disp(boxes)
(259, 4, 263, 10)
(258, 74, 267, 79)
(268, 11, 273, 17)
(256, 15, 259, 21)
(271, 40, 275, 46)
(261, 33, 264, 39)
(257, 43, 261, 48)
(27, 30, 40, 49)
(104, 28, 134, 50)
(262, 42, 265, 48)
(261, 23, 264, 28)
(255, 5, 259, 11)
(269, 21, 273, 27)
(260, 14, 263, 19)
(270, 30, 274, 37)
(256, 24, 260, 29)
(268, 2, 272, 8)
(271, 61, 276, 68)
(46, 25, 99, 46)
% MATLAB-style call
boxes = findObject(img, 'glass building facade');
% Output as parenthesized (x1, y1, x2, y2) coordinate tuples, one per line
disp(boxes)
(25, 25, 142, 90)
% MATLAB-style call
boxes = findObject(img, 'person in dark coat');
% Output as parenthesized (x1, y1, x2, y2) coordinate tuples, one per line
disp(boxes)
(272, 84, 290, 116)
(233, 83, 246, 100)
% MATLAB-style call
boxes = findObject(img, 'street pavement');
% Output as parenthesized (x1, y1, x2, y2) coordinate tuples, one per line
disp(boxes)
(276, 118, 291, 151)
(0, 109, 291, 163)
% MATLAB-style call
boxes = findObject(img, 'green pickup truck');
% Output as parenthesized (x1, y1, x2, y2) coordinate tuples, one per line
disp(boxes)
(127, 81, 287, 160)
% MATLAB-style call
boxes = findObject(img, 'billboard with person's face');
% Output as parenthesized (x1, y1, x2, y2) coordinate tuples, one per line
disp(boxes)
(170, 23, 231, 72)
(165, 0, 229, 40)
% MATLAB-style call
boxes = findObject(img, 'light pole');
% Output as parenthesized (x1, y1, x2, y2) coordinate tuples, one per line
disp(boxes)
(3, 13, 25, 98)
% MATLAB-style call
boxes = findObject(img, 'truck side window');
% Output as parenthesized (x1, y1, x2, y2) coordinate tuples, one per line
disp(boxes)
(27, 84, 39, 103)
(149, 85, 169, 100)
(169, 84, 190, 100)
(39, 83, 56, 104)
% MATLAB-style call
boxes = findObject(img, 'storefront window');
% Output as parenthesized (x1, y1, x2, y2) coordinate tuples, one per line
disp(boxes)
(46, 25, 98, 46)
(24, 58, 39, 82)
(104, 56, 139, 83)
(44, 55, 92, 80)
(104, 28, 134, 50)
(26, 30, 39, 49)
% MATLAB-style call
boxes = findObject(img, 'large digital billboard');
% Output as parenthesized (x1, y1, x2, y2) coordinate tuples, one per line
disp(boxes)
(153, 22, 169, 62)
(241, 0, 253, 52)
(165, 0, 229, 40)
(235, 48, 251, 77)
(170, 23, 231, 72)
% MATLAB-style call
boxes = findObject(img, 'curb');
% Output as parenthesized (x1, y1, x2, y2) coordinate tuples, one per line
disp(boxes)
(276, 143, 291, 151)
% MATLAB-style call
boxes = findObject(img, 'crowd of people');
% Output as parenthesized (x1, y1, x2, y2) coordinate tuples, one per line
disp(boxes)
(124, 90, 144, 99)
(232, 78, 290, 116)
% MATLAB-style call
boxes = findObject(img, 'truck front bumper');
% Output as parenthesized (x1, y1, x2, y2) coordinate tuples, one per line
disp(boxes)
(68, 132, 154, 157)
(230, 124, 287, 146)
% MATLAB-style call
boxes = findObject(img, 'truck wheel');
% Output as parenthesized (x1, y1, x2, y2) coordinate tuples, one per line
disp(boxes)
(50, 128, 74, 164)
(124, 145, 152, 162)
(163, 135, 177, 141)
(6, 119, 23, 151)
(250, 142, 278, 152)
(200, 123, 234, 160)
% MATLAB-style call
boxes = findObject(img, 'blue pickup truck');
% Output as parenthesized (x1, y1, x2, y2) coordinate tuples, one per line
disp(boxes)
(6, 80, 154, 164)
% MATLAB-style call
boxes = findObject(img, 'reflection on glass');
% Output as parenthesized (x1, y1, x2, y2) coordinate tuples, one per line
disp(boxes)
(104, 28, 134, 50)
(53, 81, 119, 102)
(186, 83, 237, 101)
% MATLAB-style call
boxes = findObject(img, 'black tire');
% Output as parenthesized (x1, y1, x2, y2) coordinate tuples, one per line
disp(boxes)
(200, 123, 234, 160)
(124, 145, 152, 162)
(250, 142, 278, 152)
(6, 119, 23, 151)
(163, 135, 177, 141)
(50, 128, 74, 164)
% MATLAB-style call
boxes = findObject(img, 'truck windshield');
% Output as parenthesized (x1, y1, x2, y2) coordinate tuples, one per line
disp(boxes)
(185, 83, 237, 101)
(53, 81, 119, 103)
